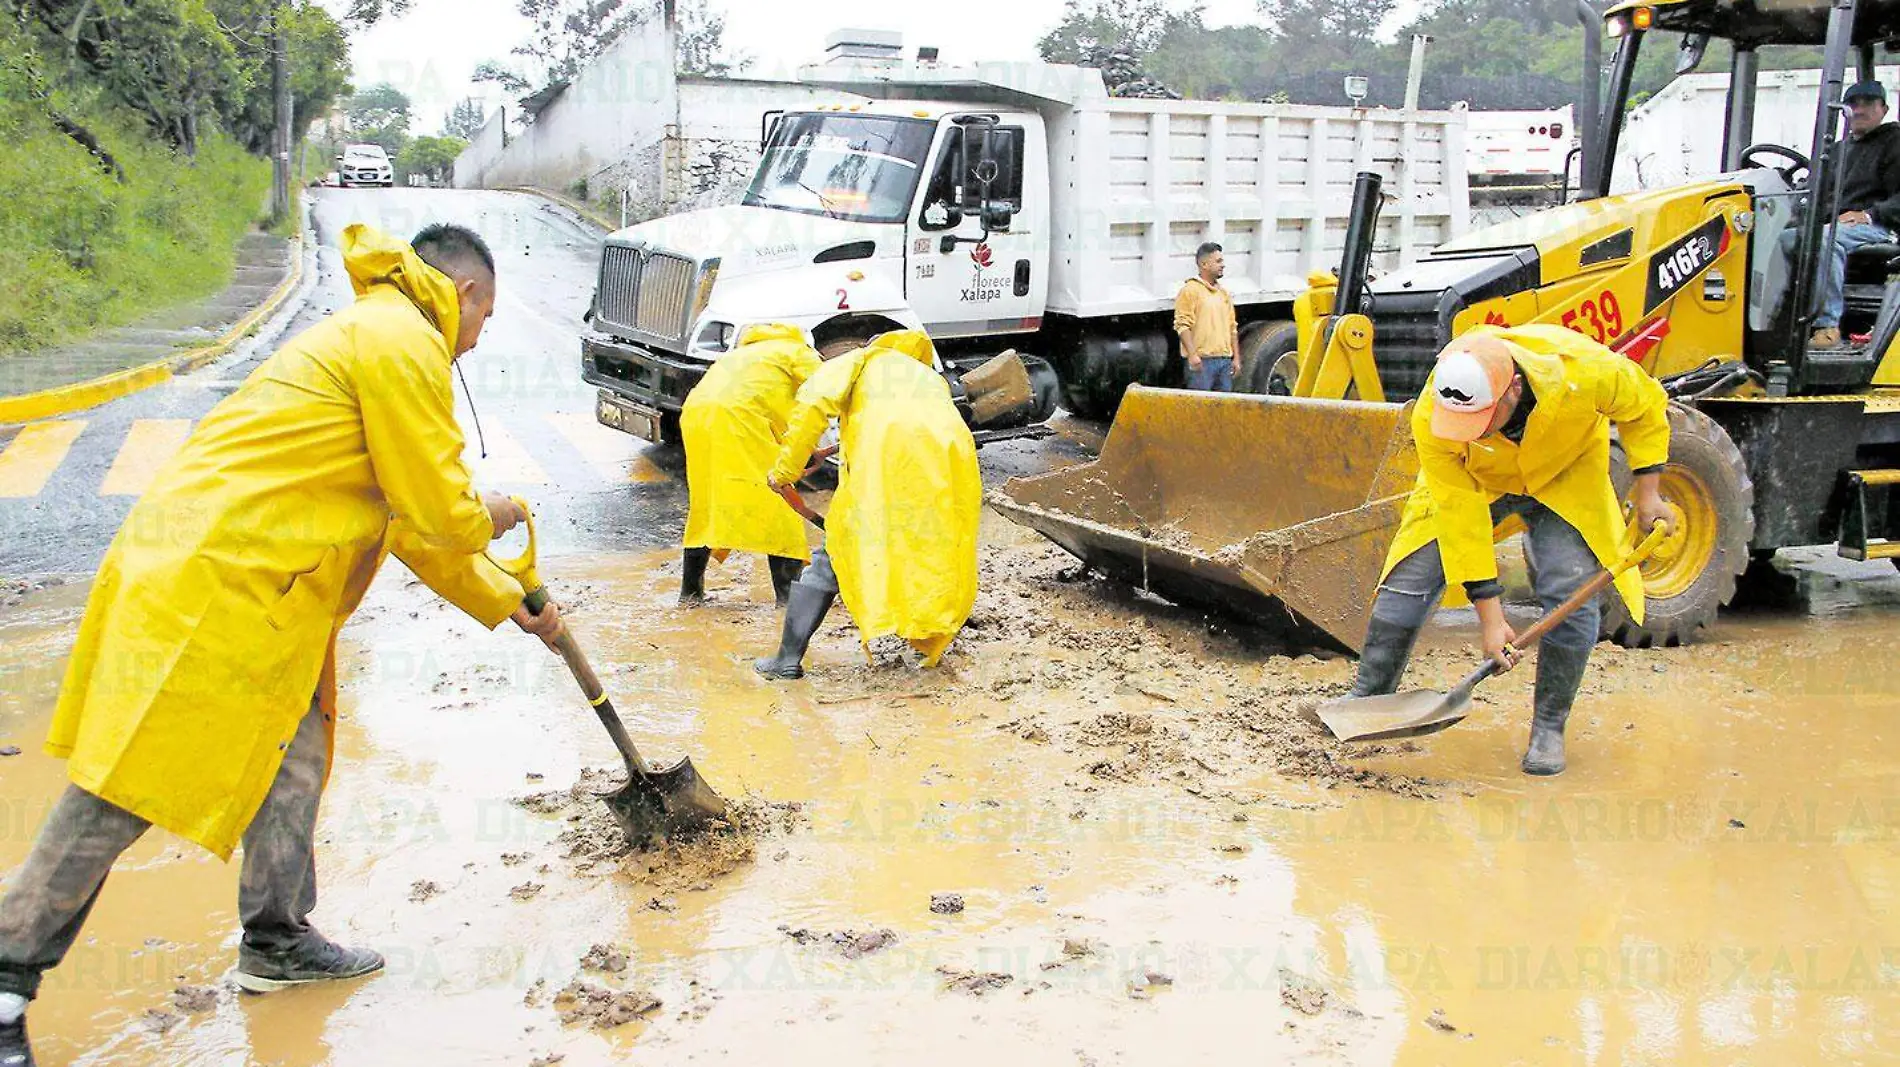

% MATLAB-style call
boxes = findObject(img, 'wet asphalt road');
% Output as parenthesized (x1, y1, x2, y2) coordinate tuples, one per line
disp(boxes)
(0, 187, 1088, 578)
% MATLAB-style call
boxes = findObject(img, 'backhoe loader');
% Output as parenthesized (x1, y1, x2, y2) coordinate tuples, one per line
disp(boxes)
(994, 0, 1900, 652)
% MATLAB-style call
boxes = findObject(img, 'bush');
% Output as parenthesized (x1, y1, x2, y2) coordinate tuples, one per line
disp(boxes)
(0, 66, 269, 357)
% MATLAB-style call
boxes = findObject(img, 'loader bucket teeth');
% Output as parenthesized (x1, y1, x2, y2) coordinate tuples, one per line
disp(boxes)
(989, 387, 1420, 653)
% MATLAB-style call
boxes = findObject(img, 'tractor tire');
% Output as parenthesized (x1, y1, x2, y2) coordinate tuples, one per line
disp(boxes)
(1237, 320, 1300, 396)
(1599, 402, 1755, 648)
(1060, 377, 1116, 421)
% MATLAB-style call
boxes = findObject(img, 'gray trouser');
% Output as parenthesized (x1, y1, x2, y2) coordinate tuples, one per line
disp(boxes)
(0, 697, 330, 1000)
(796, 546, 840, 595)
(1369, 495, 1603, 650)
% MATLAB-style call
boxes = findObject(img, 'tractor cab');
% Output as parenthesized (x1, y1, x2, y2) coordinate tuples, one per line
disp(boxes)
(1595, 0, 1900, 392)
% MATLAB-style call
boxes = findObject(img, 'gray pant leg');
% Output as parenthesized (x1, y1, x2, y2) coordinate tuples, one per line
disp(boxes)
(238, 697, 330, 955)
(1520, 501, 1603, 651)
(0, 786, 152, 999)
(1368, 542, 1448, 629)
(797, 546, 840, 595)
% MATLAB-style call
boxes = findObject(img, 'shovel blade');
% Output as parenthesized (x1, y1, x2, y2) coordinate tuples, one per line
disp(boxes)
(1316, 688, 1474, 742)
(596, 756, 731, 848)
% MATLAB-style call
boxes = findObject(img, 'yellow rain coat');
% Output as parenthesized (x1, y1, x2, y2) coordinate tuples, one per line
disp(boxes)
(46, 225, 524, 859)
(681, 323, 823, 561)
(1382, 324, 1671, 621)
(769, 329, 980, 662)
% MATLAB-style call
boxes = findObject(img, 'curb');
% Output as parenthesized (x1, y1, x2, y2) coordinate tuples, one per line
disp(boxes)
(501, 185, 618, 234)
(0, 230, 309, 426)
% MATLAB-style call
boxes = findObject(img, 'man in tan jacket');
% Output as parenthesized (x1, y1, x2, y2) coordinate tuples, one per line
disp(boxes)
(1174, 242, 1240, 391)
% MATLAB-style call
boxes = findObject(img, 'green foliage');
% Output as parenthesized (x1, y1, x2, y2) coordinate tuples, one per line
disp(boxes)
(345, 82, 412, 157)
(476, 0, 746, 99)
(0, 21, 269, 355)
(397, 134, 466, 184)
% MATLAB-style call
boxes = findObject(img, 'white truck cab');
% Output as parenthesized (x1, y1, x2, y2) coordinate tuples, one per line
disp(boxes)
(582, 60, 1467, 442)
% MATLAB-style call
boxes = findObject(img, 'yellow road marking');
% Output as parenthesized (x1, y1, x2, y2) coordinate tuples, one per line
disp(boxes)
(100, 419, 193, 497)
(546, 412, 668, 484)
(463, 419, 550, 486)
(0, 421, 86, 498)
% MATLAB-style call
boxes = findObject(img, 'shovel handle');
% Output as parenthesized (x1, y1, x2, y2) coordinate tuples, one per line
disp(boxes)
(1510, 524, 1668, 650)
(523, 585, 655, 778)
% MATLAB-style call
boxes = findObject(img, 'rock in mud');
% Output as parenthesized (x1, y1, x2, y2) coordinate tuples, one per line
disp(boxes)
(0, 746, 20, 757)
(1278, 968, 1328, 1016)
(509, 882, 545, 901)
(930, 892, 965, 914)
(580, 943, 629, 974)
(142, 1008, 183, 1034)
(529, 1055, 566, 1066)
(552, 980, 661, 1029)
(172, 985, 219, 1014)
(408, 880, 442, 903)
(783, 926, 899, 959)
(937, 966, 1013, 996)
(1426, 1007, 1459, 1033)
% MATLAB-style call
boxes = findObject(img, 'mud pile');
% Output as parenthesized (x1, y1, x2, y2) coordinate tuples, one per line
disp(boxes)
(514, 769, 806, 892)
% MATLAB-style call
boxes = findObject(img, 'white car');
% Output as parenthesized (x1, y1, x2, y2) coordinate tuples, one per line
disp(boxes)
(338, 144, 393, 188)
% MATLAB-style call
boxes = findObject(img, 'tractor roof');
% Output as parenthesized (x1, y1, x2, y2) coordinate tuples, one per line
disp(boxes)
(1605, 0, 1900, 48)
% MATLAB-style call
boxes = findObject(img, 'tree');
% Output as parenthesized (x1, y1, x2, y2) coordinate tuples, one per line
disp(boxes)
(443, 97, 487, 139)
(677, 0, 749, 76)
(345, 82, 412, 155)
(471, 59, 531, 96)
(1037, 0, 1191, 63)
(1257, 0, 1398, 72)
(398, 134, 467, 184)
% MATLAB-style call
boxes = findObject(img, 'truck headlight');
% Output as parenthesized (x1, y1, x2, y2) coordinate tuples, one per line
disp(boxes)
(692, 321, 736, 353)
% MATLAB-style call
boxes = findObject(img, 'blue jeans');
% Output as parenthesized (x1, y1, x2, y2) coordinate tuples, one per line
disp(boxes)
(1783, 220, 1895, 328)
(1186, 356, 1234, 392)
(1367, 495, 1603, 653)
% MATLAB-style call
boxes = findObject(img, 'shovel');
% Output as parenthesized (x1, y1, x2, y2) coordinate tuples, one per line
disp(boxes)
(489, 498, 730, 846)
(1316, 525, 1666, 743)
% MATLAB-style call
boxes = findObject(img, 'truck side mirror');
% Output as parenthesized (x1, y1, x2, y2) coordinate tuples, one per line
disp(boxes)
(1677, 33, 1709, 75)
(981, 201, 1014, 232)
(761, 110, 784, 149)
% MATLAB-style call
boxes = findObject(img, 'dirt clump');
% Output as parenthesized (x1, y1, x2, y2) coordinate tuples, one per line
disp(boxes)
(529, 1055, 566, 1066)
(580, 943, 629, 973)
(930, 892, 965, 914)
(407, 880, 442, 903)
(1278, 968, 1329, 1016)
(937, 966, 1014, 995)
(511, 772, 804, 892)
(782, 926, 898, 959)
(172, 985, 218, 1014)
(509, 882, 545, 901)
(552, 979, 661, 1029)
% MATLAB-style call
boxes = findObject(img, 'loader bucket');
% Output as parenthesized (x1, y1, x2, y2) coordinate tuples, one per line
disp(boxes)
(989, 386, 1420, 653)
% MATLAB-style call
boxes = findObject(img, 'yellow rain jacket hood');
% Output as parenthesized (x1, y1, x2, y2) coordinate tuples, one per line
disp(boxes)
(769, 329, 980, 661)
(681, 323, 823, 561)
(1382, 324, 1671, 620)
(46, 224, 523, 859)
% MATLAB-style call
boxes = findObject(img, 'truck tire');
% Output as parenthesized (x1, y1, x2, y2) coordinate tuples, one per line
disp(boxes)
(1237, 320, 1299, 396)
(1060, 378, 1115, 421)
(1598, 403, 1755, 648)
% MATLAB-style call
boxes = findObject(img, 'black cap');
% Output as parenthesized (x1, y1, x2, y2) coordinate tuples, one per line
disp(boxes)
(1845, 80, 1887, 104)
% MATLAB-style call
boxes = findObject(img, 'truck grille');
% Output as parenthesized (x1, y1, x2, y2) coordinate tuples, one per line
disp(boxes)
(1366, 297, 1448, 402)
(596, 245, 696, 349)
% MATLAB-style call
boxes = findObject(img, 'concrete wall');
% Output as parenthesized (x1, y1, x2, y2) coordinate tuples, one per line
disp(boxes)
(452, 106, 509, 190)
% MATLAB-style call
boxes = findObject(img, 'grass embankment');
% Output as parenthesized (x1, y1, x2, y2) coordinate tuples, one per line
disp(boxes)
(0, 54, 270, 358)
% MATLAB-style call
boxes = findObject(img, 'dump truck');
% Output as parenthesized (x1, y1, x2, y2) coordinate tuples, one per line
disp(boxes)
(995, 0, 1900, 653)
(580, 58, 1469, 446)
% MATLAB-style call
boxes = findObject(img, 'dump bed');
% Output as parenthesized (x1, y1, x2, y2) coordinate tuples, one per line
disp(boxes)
(1045, 99, 1470, 318)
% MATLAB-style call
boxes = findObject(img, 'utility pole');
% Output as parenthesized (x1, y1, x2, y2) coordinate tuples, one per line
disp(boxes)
(1404, 34, 1432, 111)
(271, 1, 294, 223)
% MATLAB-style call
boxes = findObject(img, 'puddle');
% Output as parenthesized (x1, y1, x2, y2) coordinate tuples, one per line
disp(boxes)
(0, 540, 1894, 1064)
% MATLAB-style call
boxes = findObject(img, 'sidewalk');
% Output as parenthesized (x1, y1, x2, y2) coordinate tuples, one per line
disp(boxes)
(0, 232, 301, 423)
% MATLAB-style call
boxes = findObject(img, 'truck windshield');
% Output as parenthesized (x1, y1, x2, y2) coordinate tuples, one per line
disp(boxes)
(743, 114, 935, 224)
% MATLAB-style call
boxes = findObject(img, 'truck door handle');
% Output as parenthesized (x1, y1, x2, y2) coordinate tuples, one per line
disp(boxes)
(1014, 259, 1031, 297)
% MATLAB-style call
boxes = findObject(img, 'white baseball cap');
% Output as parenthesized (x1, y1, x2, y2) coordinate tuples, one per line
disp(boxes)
(1428, 334, 1518, 442)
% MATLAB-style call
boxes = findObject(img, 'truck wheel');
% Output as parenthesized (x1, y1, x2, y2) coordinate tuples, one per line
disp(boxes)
(1060, 379, 1115, 421)
(1237, 320, 1299, 396)
(1599, 403, 1755, 648)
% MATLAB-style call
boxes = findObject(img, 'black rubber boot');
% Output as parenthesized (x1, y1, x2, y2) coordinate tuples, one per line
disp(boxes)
(754, 584, 836, 680)
(1522, 641, 1591, 776)
(0, 1013, 33, 1067)
(767, 556, 805, 607)
(679, 547, 711, 604)
(1349, 618, 1424, 698)
(234, 936, 385, 994)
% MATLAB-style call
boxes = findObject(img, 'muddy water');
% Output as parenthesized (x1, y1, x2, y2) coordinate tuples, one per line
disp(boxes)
(1, 537, 1895, 1065)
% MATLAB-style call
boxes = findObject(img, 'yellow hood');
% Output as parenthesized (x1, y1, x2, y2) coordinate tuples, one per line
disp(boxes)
(341, 224, 461, 350)
(736, 322, 809, 348)
(868, 328, 937, 367)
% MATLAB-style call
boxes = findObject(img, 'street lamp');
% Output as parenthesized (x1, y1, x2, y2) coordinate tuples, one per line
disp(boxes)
(1344, 75, 1369, 108)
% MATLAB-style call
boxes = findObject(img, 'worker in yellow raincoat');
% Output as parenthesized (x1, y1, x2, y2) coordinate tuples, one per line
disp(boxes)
(0, 225, 561, 1062)
(679, 323, 823, 606)
(753, 329, 980, 679)
(1348, 325, 1674, 776)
